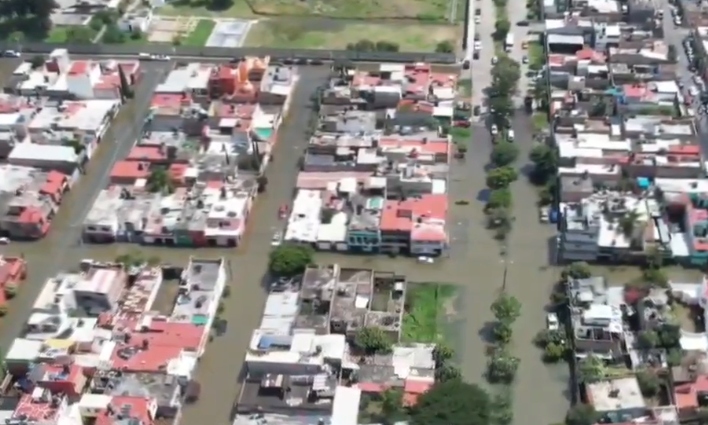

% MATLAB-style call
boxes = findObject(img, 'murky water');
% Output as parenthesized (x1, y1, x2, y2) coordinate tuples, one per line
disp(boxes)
(0, 58, 701, 425)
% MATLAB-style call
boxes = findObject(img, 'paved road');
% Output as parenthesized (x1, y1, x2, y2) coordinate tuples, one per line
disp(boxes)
(660, 2, 708, 152)
(0, 60, 170, 353)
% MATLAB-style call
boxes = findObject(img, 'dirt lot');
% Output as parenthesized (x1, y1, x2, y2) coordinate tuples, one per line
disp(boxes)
(244, 18, 461, 52)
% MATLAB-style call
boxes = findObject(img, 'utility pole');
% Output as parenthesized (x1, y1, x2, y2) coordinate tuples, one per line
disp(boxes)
(500, 246, 512, 291)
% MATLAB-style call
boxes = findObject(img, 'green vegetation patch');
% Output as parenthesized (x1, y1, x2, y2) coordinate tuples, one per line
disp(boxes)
(160, 0, 457, 21)
(45, 26, 97, 43)
(182, 19, 215, 46)
(244, 19, 460, 52)
(401, 282, 457, 343)
(528, 42, 544, 70)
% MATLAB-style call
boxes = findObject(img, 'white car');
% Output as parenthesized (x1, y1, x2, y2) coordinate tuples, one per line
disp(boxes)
(151, 54, 170, 61)
(507, 129, 515, 141)
(474, 16, 481, 24)
(2, 50, 20, 58)
(690, 86, 700, 96)
(491, 124, 498, 135)
(491, 56, 498, 65)
(271, 231, 283, 246)
(474, 41, 482, 51)
(546, 313, 560, 331)
(674, 17, 682, 25)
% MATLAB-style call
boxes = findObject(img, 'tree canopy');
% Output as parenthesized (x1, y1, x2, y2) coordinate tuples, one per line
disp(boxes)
(566, 404, 599, 425)
(268, 244, 313, 277)
(354, 327, 393, 354)
(561, 262, 592, 280)
(486, 188, 512, 210)
(529, 144, 557, 185)
(490, 142, 519, 167)
(486, 166, 518, 190)
(486, 348, 520, 383)
(578, 355, 605, 383)
(490, 293, 521, 323)
(409, 380, 491, 425)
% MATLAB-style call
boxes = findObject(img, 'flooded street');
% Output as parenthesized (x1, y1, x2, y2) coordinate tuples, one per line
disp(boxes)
(0, 57, 702, 425)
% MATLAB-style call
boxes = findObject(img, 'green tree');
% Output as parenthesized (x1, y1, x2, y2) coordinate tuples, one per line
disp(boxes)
(30, 55, 45, 69)
(491, 293, 521, 323)
(486, 349, 520, 383)
(354, 327, 393, 354)
(543, 342, 566, 362)
(66, 26, 95, 43)
(380, 388, 404, 424)
(489, 95, 515, 128)
(433, 342, 454, 367)
(667, 348, 683, 366)
(529, 144, 557, 185)
(410, 379, 491, 425)
(566, 404, 599, 425)
(490, 392, 513, 425)
(435, 40, 455, 53)
(486, 166, 518, 190)
(494, 18, 511, 40)
(636, 330, 659, 350)
(209, 0, 233, 9)
(578, 355, 605, 383)
(435, 363, 462, 382)
(636, 369, 660, 397)
(62, 139, 84, 154)
(533, 329, 566, 347)
(486, 207, 513, 240)
(486, 188, 512, 210)
(375, 41, 399, 52)
(490, 56, 521, 97)
(490, 142, 519, 167)
(103, 24, 126, 44)
(146, 168, 172, 193)
(493, 321, 512, 345)
(347, 39, 375, 51)
(657, 324, 681, 348)
(642, 268, 668, 287)
(619, 210, 640, 238)
(561, 261, 592, 280)
(268, 244, 313, 277)
(115, 251, 145, 267)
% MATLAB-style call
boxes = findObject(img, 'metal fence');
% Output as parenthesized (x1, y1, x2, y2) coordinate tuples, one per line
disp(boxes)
(0, 41, 458, 64)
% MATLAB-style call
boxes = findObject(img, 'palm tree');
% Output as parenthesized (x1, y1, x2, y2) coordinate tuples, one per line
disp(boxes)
(619, 211, 640, 238)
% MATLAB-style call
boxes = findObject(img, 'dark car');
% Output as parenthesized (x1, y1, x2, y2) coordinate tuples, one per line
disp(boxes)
(295, 58, 308, 65)
(310, 59, 324, 65)
(475, 7, 481, 15)
(462, 60, 470, 69)
(282, 58, 295, 65)
(474, 33, 481, 41)
(517, 20, 529, 26)
(473, 105, 481, 116)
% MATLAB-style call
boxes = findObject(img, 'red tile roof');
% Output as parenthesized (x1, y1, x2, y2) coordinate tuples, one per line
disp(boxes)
(127, 146, 165, 162)
(110, 320, 205, 372)
(110, 161, 151, 180)
(13, 393, 60, 421)
(40, 171, 66, 196)
(675, 375, 708, 410)
(380, 194, 447, 233)
(68, 61, 90, 75)
(95, 396, 154, 425)
(18, 207, 45, 224)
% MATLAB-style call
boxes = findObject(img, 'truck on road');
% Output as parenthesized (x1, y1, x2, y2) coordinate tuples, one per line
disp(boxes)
(505, 33, 514, 52)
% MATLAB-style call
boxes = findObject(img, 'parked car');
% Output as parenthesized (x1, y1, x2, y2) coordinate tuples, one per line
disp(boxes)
(151, 54, 170, 61)
(522, 56, 529, 64)
(539, 206, 550, 223)
(507, 129, 515, 141)
(2, 50, 20, 58)
(690, 86, 700, 96)
(474, 15, 481, 23)
(517, 20, 529, 26)
(271, 231, 283, 246)
(473, 105, 482, 116)
(546, 313, 560, 331)
(491, 56, 498, 65)
(491, 124, 498, 135)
